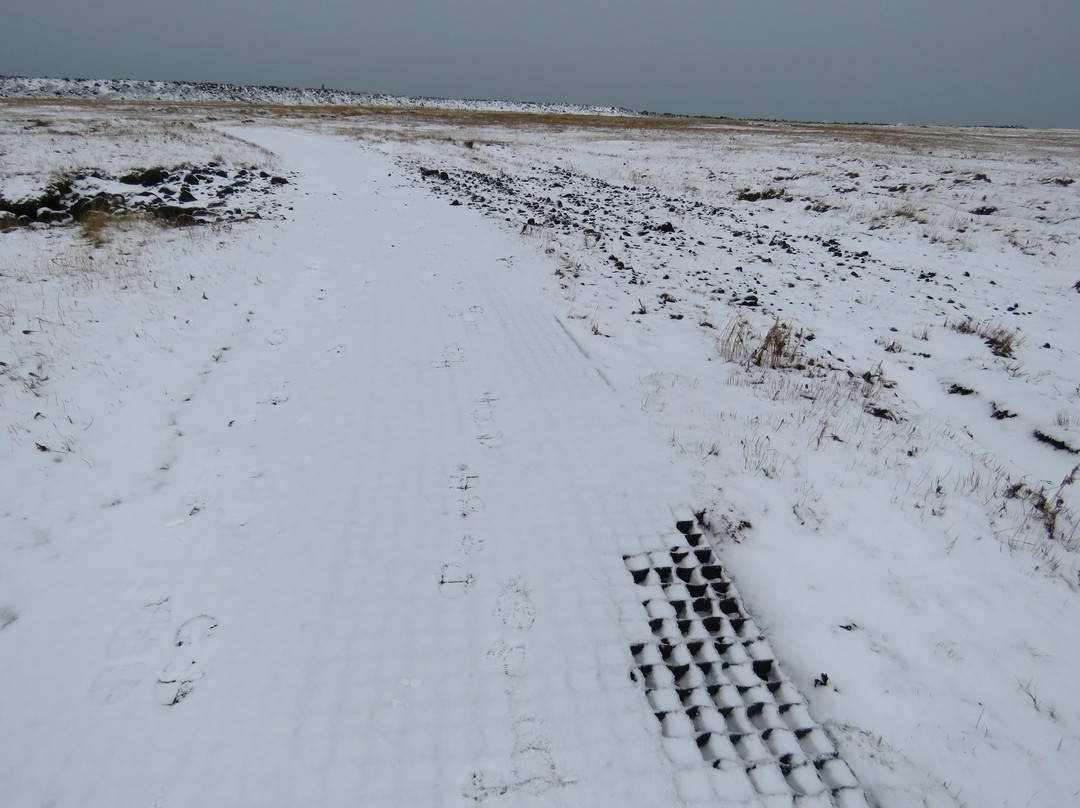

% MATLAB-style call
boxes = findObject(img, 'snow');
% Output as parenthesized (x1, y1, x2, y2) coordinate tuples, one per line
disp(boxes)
(2, 96, 1079, 808)
(0, 75, 642, 118)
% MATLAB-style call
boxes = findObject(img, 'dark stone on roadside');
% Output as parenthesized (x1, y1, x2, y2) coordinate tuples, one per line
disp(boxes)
(178, 187, 197, 203)
(69, 193, 124, 220)
(991, 404, 1017, 420)
(138, 167, 171, 186)
(154, 205, 205, 224)
(35, 208, 69, 223)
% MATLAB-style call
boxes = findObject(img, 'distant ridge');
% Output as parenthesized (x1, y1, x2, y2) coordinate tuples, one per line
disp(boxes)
(0, 75, 644, 118)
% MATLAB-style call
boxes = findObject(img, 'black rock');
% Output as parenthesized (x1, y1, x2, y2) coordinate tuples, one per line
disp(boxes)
(138, 167, 171, 186)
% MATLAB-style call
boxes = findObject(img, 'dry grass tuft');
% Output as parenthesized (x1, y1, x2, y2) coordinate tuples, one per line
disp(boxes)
(870, 202, 929, 229)
(1002, 465, 1080, 553)
(952, 317, 1021, 358)
(736, 186, 788, 203)
(718, 316, 811, 370)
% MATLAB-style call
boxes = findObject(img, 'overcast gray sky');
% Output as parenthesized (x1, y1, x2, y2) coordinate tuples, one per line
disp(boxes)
(2, 1, 1078, 128)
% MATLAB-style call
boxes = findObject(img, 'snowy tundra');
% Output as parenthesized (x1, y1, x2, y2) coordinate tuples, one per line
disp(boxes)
(1, 96, 1079, 808)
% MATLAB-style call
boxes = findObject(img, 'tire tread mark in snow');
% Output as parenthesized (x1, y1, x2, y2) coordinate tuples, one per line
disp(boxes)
(553, 314, 615, 390)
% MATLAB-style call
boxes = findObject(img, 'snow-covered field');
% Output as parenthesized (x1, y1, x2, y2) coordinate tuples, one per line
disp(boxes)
(1, 97, 1078, 808)
(0, 75, 641, 117)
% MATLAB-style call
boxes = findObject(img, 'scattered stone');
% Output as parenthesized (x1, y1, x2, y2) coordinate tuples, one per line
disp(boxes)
(0, 164, 291, 228)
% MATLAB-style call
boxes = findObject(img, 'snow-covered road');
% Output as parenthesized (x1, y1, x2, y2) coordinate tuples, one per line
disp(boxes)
(189, 128, 691, 806)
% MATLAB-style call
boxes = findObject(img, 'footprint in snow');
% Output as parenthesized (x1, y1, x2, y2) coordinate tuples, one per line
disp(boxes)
(459, 305, 485, 328)
(493, 579, 535, 632)
(105, 597, 173, 658)
(460, 534, 485, 555)
(434, 343, 466, 368)
(451, 465, 479, 491)
(88, 598, 172, 705)
(266, 327, 289, 346)
(88, 661, 146, 705)
(459, 495, 485, 518)
(485, 639, 526, 677)
(472, 393, 502, 448)
(155, 614, 218, 707)
(463, 722, 572, 801)
(438, 563, 475, 599)
(463, 771, 511, 802)
(472, 405, 496, 429)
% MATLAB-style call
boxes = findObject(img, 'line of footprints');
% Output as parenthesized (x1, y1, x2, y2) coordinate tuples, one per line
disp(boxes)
(431, 311, 568, 798)
(624, 517, 869, 807)
(438, 462, 535, 678)
(436, 461, 570, 801)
